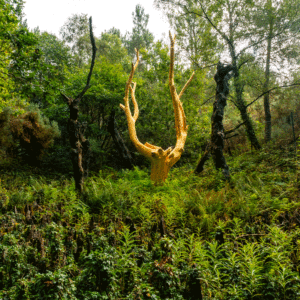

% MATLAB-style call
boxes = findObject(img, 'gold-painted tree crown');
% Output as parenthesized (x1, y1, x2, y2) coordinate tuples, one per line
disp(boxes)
(120, 32, 194, 185)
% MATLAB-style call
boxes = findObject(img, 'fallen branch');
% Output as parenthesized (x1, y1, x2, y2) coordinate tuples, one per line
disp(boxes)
(246, 82, 300, 108)
(225, 121, 246, 135)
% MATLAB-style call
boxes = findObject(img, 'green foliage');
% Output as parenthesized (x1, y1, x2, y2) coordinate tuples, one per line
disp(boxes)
(0, 0, 30, 112)
(0, 104, 60, 164)
(97, 30, 129, 66)
(155, 0, 221, 67)
(27, 29, 73, 106)
(0, 143, 299, 298)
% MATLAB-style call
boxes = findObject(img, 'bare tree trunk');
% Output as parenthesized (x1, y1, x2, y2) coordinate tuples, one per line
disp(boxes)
(61, 17, 97, 193)
(211, 62, 233, 179)
(107, 110, 135, 169)
(195, 62, 233, 179)
(67, 106, 89, 192)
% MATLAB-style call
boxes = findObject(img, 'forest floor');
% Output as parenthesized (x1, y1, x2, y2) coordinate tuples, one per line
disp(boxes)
(0, 143, 299, 299)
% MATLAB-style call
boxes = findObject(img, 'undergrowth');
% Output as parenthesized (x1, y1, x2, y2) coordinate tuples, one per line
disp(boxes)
(0, 144, 299, 299)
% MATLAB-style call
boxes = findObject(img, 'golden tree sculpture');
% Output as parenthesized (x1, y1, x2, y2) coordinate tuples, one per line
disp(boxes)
(120, 32, 194, 185)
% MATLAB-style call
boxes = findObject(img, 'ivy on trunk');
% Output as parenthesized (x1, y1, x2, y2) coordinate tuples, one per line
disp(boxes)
(195, 62, 233, 179)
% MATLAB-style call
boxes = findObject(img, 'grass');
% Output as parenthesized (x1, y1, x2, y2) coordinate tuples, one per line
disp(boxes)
(0, 143, 299, 299)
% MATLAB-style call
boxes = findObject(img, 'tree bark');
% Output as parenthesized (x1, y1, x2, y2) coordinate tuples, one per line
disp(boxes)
(264, 2, 274, 142)
(195, 62, 233, 179)
(226, 4, 261, 150)
(237, 98, 261, 150)
(66, 101, 88, 192)
(211, 62, 233, 179)
(61, 17, 97, 193)
(107, 110, 135, 169)
(233, 68, 261, 150)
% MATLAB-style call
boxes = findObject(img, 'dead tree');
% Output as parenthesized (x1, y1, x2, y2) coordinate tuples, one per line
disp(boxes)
(61, 17, 97, 193)
(195, 62, 233, 179)
(120, 32, 194, 185)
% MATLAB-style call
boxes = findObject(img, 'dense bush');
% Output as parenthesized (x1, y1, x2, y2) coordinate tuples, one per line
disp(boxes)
(0, 105, 60, 165)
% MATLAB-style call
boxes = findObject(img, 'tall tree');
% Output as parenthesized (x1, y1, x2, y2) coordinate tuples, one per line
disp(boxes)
(248, 0, 300, 142)
(195, 62, 234, 178)
(155, 0, 262, 149)
(97, 30, 129, 66)
(156, 0, 220, 69)
(27, 30, 73, 107)
(60, 14, 91, 67)
(124, 5, 154, 56)
(156, 0, 300, 148)
(0, 0, 38, 112)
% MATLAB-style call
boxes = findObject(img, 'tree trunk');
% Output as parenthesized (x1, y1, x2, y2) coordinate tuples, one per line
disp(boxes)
(195, 62, 233, 178)
(233, 73, 261, 150)
(227, 9, 261, 150)
(150, 156, 171, 184)
(264, 3, 273, 142)
(238, 102, 261, 150)
(211, 62, 233, 179)
(264, 92, 272, 142)
(67, 99, 90, 193)
(107, 110, 135, 169)
(61, 17, 97, 193)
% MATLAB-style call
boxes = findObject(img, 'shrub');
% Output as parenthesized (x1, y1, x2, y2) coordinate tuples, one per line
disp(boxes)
(0, 104, 60, 164)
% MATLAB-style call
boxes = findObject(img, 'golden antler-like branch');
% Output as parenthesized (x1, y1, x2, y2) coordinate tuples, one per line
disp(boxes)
(120, 49, 155, 159)
(130, 82, 139, 122)
(120, 34, 194, 185)
(168, 32, 195, 168)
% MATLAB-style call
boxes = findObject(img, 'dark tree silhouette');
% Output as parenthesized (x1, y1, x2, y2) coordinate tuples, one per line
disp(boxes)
(195, 62, 233, 179)
(61, 17, 96, 193)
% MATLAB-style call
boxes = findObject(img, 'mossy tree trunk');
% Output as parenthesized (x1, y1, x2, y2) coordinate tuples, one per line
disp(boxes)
(195, 62, 233, 179)
(205, 2, 262, 150)
(233, 69, 261, 150)
(211, 62, 233, 179)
